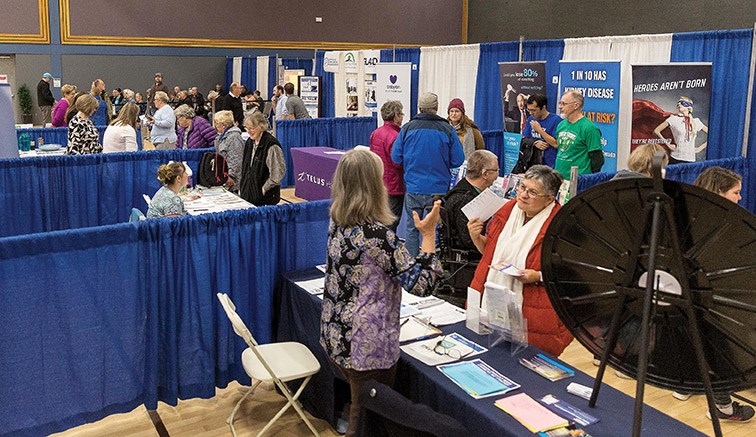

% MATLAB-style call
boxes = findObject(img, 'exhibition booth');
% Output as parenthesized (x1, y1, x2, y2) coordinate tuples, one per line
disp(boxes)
(1, 27, 755, 436)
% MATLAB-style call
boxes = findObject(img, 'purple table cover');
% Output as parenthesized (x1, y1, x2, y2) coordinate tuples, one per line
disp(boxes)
(292, 147, 345, 200)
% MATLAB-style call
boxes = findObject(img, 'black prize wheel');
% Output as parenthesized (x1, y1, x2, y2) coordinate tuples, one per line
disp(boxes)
(542, 177, 756, 394)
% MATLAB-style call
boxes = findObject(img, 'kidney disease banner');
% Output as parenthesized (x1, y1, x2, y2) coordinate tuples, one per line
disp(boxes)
(374, 63, 412, 128)
(631, 64, 711, 163)
(558, 61, 621, 172)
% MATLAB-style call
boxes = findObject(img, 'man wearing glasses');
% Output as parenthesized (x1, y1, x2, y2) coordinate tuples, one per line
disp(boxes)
(554, 91, 604, 176)
(522, 94, 562, 168)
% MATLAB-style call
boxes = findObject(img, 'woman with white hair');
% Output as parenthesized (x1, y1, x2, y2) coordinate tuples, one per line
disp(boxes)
(175, 104, 216, 149)
(239, 112, 285, 205)
(213, 110, 244, 191)
(147, 91, 177, 149)
(321, 148, 443, 437)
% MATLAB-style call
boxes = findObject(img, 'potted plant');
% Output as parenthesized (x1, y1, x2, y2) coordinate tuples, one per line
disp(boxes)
(17, 84, 33, 124)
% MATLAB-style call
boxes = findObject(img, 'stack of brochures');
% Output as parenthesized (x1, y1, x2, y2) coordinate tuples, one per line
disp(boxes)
(495, 393, 569, 433)
(437, 359, 521, 399)
(519, 354, 575, 382)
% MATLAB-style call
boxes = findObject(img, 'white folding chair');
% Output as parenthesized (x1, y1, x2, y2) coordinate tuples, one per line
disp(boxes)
(142, 193, 152, 207)
(216, 293, 321, 437)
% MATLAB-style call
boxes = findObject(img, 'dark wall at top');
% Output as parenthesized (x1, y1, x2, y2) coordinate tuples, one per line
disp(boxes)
(61, 55, 227, 102)
(2, 0, 41, 35)
(469, 0, 756, 42)
(68, 0, 463, 46)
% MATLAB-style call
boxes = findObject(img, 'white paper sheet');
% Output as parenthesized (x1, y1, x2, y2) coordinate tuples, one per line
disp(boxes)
(461, 188, 507, 221)
(296, 277, 325, 296)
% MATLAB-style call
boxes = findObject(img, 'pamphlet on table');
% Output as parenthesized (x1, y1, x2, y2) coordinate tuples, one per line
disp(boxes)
(519, 354, 574, 382)
(538, 394, 599, 427)
(401, 332, 486, 366)
(399, 315, 442, 342)
(437, 358, 521, 399)
(495, 393, 569, 433)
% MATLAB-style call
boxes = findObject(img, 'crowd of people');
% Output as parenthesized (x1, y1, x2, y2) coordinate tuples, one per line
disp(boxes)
(36, 71, 755, 428)
(324, 91, 753, 434)
(34, 71, 291, 216)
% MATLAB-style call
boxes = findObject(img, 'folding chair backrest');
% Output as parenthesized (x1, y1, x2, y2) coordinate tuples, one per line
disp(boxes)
(262, 101, 273, 119)
(217, 293, 259, 348)
(142, 194, 152, 207)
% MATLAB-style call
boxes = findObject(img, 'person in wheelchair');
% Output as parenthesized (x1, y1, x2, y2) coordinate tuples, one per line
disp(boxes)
(438, 150, 499, 301)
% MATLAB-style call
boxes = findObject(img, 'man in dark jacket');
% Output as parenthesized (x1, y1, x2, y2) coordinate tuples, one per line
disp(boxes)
(37, 73, 55, 125)
(444, 149, 499, 253)
(189, 87, 206, 117)
(146, 72, 170, 114)
(218, 82, 244, 130)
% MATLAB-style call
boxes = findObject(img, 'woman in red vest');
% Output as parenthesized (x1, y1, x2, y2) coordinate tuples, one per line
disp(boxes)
(467, 165, 572, 356)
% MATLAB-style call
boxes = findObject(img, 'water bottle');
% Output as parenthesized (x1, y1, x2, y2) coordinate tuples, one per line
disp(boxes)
(183, 161, 194, 189)
(18, 132, 30, 152)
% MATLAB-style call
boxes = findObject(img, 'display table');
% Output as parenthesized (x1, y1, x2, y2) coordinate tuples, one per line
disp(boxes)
(274, 269, 705, 436)
(182, 186, 255, 215)
(290, 147, 345, 200)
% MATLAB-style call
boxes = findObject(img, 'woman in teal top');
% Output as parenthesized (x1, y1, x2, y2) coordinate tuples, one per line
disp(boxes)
(147, 162, 188, 218)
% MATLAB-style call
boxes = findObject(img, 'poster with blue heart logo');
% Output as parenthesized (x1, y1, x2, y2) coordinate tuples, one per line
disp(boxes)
(558, 61, 621, 172)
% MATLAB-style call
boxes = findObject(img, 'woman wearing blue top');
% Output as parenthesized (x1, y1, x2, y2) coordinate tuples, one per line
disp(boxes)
(89, 79, 110, 126)
(146, 162, 188, 218)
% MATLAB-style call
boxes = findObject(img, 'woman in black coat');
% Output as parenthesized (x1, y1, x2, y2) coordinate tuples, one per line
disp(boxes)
(239, 111, 286, 206)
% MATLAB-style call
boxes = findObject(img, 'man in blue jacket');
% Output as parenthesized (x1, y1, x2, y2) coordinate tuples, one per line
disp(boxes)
(392, 92, 465, 256)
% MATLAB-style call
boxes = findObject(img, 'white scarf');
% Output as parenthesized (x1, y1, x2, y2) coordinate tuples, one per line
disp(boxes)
(483, 201, 555, 309)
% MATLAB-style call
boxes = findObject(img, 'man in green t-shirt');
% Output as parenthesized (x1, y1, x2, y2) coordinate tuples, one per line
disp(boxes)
(554, 91, 604, 176)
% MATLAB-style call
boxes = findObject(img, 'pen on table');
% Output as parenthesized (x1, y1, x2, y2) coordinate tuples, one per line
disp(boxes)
(411, 315, 437, 330)
(400, 318, 409, 328)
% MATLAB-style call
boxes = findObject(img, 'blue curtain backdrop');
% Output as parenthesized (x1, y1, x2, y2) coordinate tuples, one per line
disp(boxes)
(671, 29, 754, 160)
(269, 56, 279, 98)
(523, 39, 565, 114)
(0, 200, 330, 437)
(18, 126, 143, 150)
(241, 57, 257, 91)
(315, 51, 335, 118)
(282, 57, 314, 75)
(577, 156, 753, 212)
(0, 149, 208, 237)
(276, 117, 374, 186)
(749, 48, 756, 157)
(481, 130, 505, 175)
(473, 42, 520, 132)
(380, 48, 421, 118)
(225, 57, 234, 92)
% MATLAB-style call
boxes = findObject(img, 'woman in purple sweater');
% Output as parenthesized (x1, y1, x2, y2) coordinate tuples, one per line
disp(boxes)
(174, 104, 216, 149)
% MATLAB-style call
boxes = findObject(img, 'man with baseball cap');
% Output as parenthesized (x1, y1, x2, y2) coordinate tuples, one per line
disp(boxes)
(37, 73, 55, 125)
(147, 72, 169, 114)
(392, 92, 464, 256)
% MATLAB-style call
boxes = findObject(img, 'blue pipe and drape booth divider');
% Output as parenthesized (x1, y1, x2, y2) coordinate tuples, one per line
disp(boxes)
(577, 156, 753, 213)
(276, 116, 375, 187)
(0, 149, 209, 238)
(0, 201, 331, 437)
(17, 126, 144, 150)
(671, 29, 753, 161)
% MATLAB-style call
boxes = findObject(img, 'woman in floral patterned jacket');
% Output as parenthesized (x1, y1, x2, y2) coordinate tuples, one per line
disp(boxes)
(320, 148, 443, 437)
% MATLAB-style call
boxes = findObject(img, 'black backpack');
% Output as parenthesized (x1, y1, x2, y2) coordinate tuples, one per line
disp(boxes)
(197, 150, 229, 187)
(511, 137, 544, 174)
